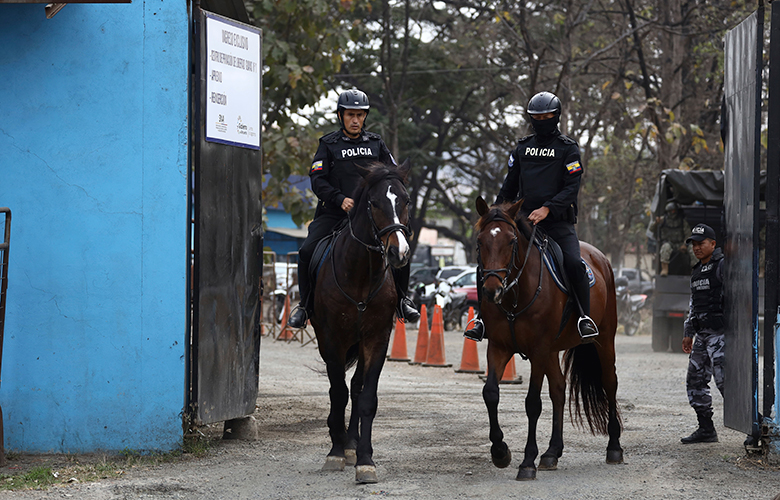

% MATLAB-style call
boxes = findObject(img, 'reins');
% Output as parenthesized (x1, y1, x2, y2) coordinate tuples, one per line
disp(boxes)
(479, 215, 547, 358)
(334, 194, 411, 325)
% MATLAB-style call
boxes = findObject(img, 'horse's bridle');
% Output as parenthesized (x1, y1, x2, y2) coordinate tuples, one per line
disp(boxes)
(478, 215, 538, 299)
(478, 214, 546, 323)
(348, 198, 412, 257)
(334, 194, 411, 317)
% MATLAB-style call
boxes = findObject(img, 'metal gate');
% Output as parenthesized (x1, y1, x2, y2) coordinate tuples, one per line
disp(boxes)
(722, 7, 763, 436)
(187, 8, 263, 426)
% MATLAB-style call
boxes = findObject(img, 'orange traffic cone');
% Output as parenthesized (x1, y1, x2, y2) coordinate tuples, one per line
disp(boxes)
(500, 356, 521, 384)
(423, 305, 452, 367)
(387, 317, 411, 361)
(480, 354, 523, 384)
(410, 304, 429, 365)
(277, 295, 295, 341)
(455, 307, 482, 373)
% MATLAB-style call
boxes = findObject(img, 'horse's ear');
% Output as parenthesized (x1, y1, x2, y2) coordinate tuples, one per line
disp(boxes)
(507, 198, 525, 220)
(396, 158, 411, 182)
(476, 196, 489, 216)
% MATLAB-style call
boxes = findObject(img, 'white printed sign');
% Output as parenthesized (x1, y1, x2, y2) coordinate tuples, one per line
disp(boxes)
(205, 12, 261, 149)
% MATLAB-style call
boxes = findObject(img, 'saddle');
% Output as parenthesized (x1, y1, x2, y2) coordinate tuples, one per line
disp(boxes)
(530, 229, 597, 340)
(532, 230, 595, 294)
(309, 218, 348, 291)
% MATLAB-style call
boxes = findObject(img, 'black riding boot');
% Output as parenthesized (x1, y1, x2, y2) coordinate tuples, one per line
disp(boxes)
(681, 409, 718, 444)
(572, 272, 598, 342)
(394, 266, 420, 323)
(464, 317, 485, 342)
(464, 267, 485, 341)
(288, 258, 311, 329)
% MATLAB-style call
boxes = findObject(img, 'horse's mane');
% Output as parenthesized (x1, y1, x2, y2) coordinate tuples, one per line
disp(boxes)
(350, 162, 406, 219)
(475, 203, 534, 242)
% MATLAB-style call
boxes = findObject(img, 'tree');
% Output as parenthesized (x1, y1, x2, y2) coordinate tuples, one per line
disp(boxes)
(252, 0, 756, 269)
(245, 0, 370, 226)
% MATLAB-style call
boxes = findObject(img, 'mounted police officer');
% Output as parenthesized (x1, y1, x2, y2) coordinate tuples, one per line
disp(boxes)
(287, 89, 420, 329)
(680, 223, 724, 444)
(464, 91, 598, 342)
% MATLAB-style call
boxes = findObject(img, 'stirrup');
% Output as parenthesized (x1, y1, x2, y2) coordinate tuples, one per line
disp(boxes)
(287, 304, 309, 329)
(464, 318, 485, 342)
(577, 315, 599, 343)
(400, 298, 420, 323)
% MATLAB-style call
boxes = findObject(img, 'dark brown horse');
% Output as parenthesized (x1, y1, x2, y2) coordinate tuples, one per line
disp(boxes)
(311, 160, 412, 484)
(474, 196, 622, 480)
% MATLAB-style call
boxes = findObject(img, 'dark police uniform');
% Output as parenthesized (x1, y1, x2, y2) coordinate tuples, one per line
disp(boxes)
(494, 132, 590, 316)
(298, 129, 410, 313)
(683, 246, 725, 419)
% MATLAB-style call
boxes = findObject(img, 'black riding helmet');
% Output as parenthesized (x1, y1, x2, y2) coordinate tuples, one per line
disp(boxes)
(527, 91, 562, 117)
(337, 89, 370, 128)
(526, 91, 561, 137)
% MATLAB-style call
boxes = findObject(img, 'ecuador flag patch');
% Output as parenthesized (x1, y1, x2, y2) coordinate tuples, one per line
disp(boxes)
(565, 160, 582, 174)
(310, 160, 323, 172)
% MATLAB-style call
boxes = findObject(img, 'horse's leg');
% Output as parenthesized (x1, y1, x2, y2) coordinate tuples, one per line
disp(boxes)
(321, 353, 351, 471)
(598, 339, 624, 464)
(539, 353, 565, 471)
(344, 354, 364, 467)
(353, 336, 389, 484)
(483, 345, 513, 469)
(517, 360, 545, 481)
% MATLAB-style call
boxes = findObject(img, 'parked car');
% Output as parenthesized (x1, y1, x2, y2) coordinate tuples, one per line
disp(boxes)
(616, 267, 654, 296)
(436, 265, 473, 283)
(447, 269, 477, 287)
(410, 266, 439, 287)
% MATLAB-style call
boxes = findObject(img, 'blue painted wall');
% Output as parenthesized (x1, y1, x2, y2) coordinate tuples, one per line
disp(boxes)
(0, 1, 189, 452)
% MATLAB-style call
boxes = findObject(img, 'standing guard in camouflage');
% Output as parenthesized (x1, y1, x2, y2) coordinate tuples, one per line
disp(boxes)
(680, 223, 724, 444)
(650, 201, 691, 276)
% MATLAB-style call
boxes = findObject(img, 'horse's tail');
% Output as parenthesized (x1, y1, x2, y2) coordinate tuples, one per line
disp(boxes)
(564, 343, 610, 435)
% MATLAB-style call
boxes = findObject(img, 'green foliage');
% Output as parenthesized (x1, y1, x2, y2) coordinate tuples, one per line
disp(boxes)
(250, 0, 757, 264)
(245, 0, 371, 226)
(0, 467, 56, 491)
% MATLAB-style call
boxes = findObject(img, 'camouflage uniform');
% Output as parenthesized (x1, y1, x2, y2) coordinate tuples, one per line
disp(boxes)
(683, 246, 725, 433)
(684, 325, 724, 414)
(653, 211, 691, 264)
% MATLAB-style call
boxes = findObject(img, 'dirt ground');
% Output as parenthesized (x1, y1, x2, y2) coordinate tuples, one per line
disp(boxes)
(1, 321, 779, 500)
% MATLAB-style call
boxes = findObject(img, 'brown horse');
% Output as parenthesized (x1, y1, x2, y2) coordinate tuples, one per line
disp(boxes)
(311, 160, 412, 484)
(474, 196, 622, 480)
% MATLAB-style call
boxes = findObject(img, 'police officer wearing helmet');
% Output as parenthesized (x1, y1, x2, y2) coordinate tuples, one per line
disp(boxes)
(288, 89, 420, 328)
(680, 223, 724, 444)
(464, 91, 598, 342)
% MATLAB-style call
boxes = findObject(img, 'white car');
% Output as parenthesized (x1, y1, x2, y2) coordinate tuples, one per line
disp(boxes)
(436, 266, 475, 284)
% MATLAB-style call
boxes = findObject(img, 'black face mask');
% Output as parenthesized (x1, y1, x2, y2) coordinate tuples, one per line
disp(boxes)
(529, 115, 560, 138)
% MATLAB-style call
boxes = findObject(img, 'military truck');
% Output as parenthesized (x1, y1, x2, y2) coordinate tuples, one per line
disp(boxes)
(648, 169, 766, 353)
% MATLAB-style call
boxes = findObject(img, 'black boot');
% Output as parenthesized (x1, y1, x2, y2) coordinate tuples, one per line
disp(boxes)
(288, 258, 311, 329)
(399, 296, 421, 323)
(681, 410, 718, 444)
(393, 266, 419, 323)
(287, 305, 308, 329)
(573, 273, 599, 342)
(464, 317, 485, 342)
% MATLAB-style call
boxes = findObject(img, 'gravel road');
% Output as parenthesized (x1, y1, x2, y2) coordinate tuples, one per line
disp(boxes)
(1, 325, 778, 499)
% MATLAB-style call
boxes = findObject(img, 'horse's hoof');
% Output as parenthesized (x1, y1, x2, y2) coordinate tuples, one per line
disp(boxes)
(516, 466, 537, 481)
(345, 449, 357, 466)
(491, 443, 512, 469)
(355, 465, 378, 484)
(322, 456, 346, 471)
(538, 455, 558, 470)
(606, 448, 624, 464)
